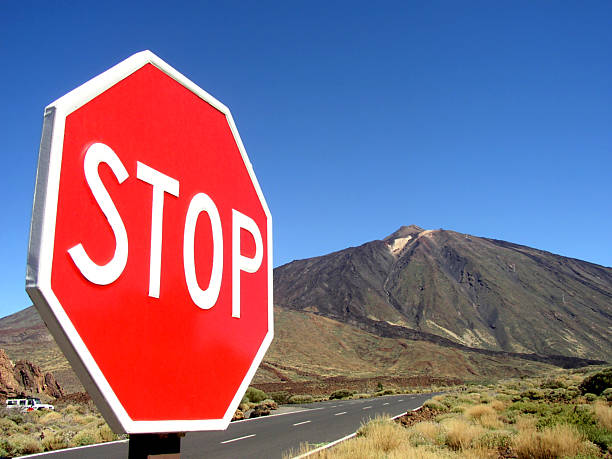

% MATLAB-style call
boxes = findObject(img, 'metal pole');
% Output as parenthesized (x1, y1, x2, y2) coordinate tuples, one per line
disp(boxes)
(128, 433, 183, 458)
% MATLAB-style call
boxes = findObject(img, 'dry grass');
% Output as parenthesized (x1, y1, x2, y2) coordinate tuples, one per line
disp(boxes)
(459, 445, 498, 459)
(289, 420, 458, 458)
(593, 401, 612, 431)
(411, 421, 441, 442)
(489, 400, 505, 411)
(355, 416, 407, 453)
(477, 413, 503, 429)
(39, 411, 62, 424)
(442, 418, 485, 450)
(3, 433, 43, 455)
(290, 368, 612, 459)
(513, 424, 598, 459)
(514, 415, 538, 432)
(464, 404, 496, 420)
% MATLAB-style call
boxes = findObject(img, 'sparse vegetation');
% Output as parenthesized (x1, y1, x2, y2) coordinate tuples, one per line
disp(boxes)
(288, 394, 314, 404)
(294, 366, 612, 458)
(580, 368, 612, 396)
(0, 402, 123, 456)
(329, 389, 353, 400)
(244, 386, 269, 403)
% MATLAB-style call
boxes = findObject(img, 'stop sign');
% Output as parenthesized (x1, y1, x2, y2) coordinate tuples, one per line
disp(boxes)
(26, 51, 273, 434)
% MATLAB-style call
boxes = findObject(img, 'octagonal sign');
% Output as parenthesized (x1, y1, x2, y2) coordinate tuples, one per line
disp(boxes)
(26, 51, 273, 434)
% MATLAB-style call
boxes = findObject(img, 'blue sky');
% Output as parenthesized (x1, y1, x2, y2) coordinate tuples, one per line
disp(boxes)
(1, 1, 610, 318)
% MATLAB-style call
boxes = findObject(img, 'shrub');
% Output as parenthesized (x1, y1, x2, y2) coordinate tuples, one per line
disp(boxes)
(330, 389, 353, 400)
(244, 387, 268, 403)
(42, 431, 69, 451)
(593, 401, 612, 431)
(464, 404, 496, 421)
(411, 421, 440, 443)
(602, 388, 612, 402)
(489, 400, 505, 411)
(0, 417, 18, 432)
(477, 430, 512, 449)
(71, 428, 101, 447)
(356, 417, 404, 453)
(443, 418, 485, 450)
(513, 424, 599, 459)
(288, 394, 313, 404)
(98, 424, 116, 442)
(7, 433, 43, 455)
(0, 439, 10, 458)
(585, 393, 597, 402)
(239, 401, 250, 412)
(521, 389, 544, 400)
(423, 400, 446, 412)
(579, 368, 612, 396)
(269, 391, 290, 405)
(541, 378, 566, 389)
(40, 410, 62, 424)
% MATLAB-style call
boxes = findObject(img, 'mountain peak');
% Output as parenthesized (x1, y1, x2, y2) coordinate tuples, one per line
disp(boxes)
(384, 225, 424, 242)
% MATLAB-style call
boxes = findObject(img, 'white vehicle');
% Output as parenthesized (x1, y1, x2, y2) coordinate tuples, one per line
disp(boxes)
(5, 397, 54, 411)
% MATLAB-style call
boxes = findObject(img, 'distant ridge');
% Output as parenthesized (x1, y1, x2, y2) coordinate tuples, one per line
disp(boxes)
(275, 225, 612, 361)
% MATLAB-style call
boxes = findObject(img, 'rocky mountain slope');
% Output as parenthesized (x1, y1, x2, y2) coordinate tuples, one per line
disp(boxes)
(275, 225, 612, 361)
(1, 225, 609, 394)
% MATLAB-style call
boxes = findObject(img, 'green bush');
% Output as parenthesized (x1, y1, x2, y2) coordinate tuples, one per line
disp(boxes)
(244, 387, 268, 403)
(7, 433, 43, 455)
(330, 389, 353, 400)
(579, 368, 612, 396)
(510, 400, 612, 452)
(423, 400, 446, 411)
(42, 431, 69, 451)
(288, 395, 314, 404)
(520, 388, 544, 400)
(269, 391, 290, 405)
(585, 393, 597, 402)
(602, 387, 612, 402)
(541, 378, 567, 389)
(72, 428, 101, 447)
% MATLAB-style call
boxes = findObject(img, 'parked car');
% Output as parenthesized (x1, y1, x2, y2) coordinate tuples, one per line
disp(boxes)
(5, 397, 54, 411)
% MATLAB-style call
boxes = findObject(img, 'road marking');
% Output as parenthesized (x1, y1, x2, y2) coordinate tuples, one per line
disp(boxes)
(232, 406, 324, 423)
(398, 399, 403, 402)
(293, 420, 312, 426)
(331, 405, 337, 408)
(221, 434, 255, 444)
(293, 432, 357, 459)
(294, 400, 431, 458)
(334, 411, 347, 416)
(362, 406, 372, 410)
(383, 402, 389, 406)
(19, 439, 129, 457)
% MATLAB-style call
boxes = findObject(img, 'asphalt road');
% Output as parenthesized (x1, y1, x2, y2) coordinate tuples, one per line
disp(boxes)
(26, 392, 437, 458)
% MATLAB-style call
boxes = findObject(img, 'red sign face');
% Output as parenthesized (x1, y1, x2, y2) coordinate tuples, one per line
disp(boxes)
(26, 52, 273, 433)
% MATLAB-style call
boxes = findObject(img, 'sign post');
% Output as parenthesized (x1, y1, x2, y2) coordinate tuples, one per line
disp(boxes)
(26, 51, 273, 451)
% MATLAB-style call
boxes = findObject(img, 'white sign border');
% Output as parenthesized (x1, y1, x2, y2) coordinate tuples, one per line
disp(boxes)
(26, 50, 273, 434)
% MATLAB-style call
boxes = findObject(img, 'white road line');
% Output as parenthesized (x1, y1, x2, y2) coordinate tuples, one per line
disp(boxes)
(362, 406, 372, 410)
(293, 420, 312, 426)
(383, 402, 389, 405)
(334, 411, 347, 416)
(398, 399, 404, 402)
(221, 434, 256, 444)
(293, 432, 357, 459)
(232, 406, 324, 423)
(20, 439, 129, 458)
(331, 405, 337, 408)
